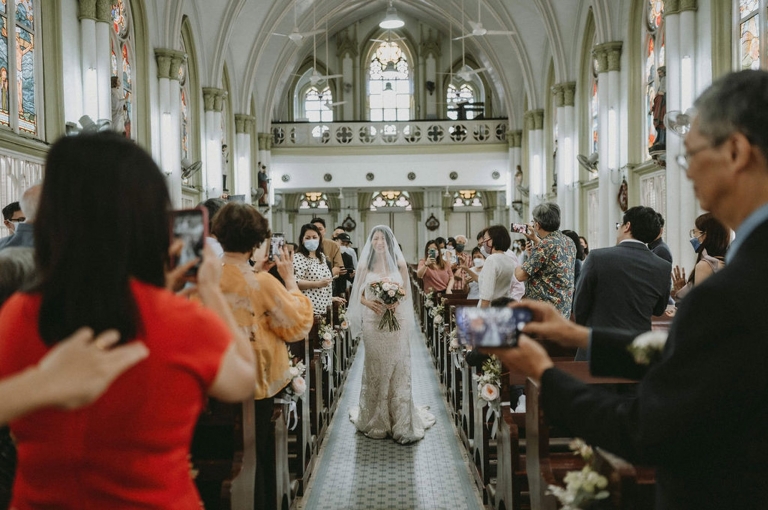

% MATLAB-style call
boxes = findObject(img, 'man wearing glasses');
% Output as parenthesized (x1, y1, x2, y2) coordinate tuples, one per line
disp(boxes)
(485, 70, 768, 508)
(0, 184, 39, 252)
(1, 202, 24, 236)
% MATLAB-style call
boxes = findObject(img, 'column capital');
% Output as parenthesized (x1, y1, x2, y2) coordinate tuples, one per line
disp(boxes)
(336, 28, 359, 58)
(680, 0, 697, 13)
(552, 84, 565, 108)
(664, 0, 681, 15)
(593, 41, 623, 73)
(95, 0, 111, 22)
(420, 28, 441, 59)
(235, 114, 256, 134)
(524, 109, 545, 131)
(202, 87, 227, 112)
(507, 130, 523, 149)
(155, 48, 187, 80)
(258, 132, 273, 151)
(562, 82, 576, 106)
(78, 0, 97, 21)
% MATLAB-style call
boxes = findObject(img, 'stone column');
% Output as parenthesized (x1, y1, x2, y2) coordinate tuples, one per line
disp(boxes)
(203, 88, 227, 199)
(234, 114, 255, 204)
(553, 82, 577, 229)
(257, 132, 273, 207)
(155, 49, 186, 207)
(525, 109, 545, 210)
(95, 0, 111, 121)
(78, 0, 99, 119)
(508, 130, 524, 221)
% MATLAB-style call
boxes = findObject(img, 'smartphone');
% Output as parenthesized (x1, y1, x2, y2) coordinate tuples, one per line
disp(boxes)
(511, 222, 529, 234)
(455, 306, 533, 348)
(428, 249, 437, 259)
(170, 208, 208, 276)
(269, 233, 285, 262)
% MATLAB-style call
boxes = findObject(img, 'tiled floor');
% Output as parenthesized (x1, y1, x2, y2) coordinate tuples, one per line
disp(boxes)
(299, 327, 485, 510)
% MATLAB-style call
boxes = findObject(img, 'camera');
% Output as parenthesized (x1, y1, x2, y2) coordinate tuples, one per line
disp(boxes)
(511, 222, 529, 234)
(455, 306, 533, 347)
(269, 233, 285, 262)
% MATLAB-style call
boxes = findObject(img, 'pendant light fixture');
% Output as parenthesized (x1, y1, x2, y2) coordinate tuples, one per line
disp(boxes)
(379, 1, 405, 29)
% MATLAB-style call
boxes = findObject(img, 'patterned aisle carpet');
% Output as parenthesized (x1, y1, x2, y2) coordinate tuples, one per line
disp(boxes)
(299, 325, 485, 510)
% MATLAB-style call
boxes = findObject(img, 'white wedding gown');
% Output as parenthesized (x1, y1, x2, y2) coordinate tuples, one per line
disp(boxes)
(349, 271, 436, 444)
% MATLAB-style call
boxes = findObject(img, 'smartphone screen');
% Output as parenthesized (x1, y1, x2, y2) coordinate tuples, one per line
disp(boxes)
(170, 208, 208, 276)
(511, 222, 529, 234)
(428, 249, 437, 259)
(455, 306, 532, 347)
(269, 233, 285, 262)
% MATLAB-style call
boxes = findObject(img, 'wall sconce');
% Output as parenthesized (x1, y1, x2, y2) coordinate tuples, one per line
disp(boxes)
(425, 81, 435, 96)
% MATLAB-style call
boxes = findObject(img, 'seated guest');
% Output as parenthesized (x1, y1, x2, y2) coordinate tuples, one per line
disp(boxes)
(416, 239, 454, 294)
(462, 247, 485, 299)
(0, 185, 40, 252)
(1, 202, 23, 237)
(477, 225, 517, 307)
(0, 132, 255, 509)
(514, 203, 576, 317)
(648, 212, 673, 264)
(212, 202, 313, 510)
(294, 223, 333, 316)
(672, 212, 730, 301)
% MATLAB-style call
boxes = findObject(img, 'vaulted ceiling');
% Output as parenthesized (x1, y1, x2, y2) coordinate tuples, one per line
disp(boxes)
(152, 0, 631, 129)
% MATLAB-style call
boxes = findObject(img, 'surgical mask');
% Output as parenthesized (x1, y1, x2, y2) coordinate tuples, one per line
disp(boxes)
(480, 246, 490, 257)
(689, 237, 701, 252)
(303, 239, 320, 252)
(455, 243, 465, 253)
(473, 258, 485, 268)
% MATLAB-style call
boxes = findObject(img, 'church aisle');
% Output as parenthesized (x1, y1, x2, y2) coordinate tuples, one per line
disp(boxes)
(299, 329, 485, 510)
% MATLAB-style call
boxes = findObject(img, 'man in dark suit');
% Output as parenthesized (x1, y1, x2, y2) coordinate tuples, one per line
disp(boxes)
(486, 70, 768, 509)
(572, 206, 671, 360)
(648, 212, 673, 264)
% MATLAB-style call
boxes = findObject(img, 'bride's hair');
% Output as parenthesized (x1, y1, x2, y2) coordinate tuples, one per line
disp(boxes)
(363, 225, 401, 271)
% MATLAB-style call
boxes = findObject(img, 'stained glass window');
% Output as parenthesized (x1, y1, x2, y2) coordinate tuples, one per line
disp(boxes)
(370, 191, 412, 210)
(447, 82, 479, 120)
(299, 192, 329, 209)
(179, 34, 189, 161)
(304, 85, 333, 123)
(111, 0, 133, 138)
(0, 0, 37, 135)
(738, 0, 761, 70)
(645, 0, 665, 158)
(368, 40, 411, 121)
(451, 190, 483, 208)
(590, 60, 599, 181)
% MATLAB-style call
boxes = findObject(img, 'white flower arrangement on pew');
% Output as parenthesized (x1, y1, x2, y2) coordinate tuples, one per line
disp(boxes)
(429, 302, 445, 325)
(473, 355, 502, 438)
(337, 304, 349, 331)
(424, 291, 435, 310)
(548, 438, 610, 510)
(627, 330, 668, 365)
(448, 328, 466, 369)
(275, 347, 306, 430)
(319, 319, 336, 372)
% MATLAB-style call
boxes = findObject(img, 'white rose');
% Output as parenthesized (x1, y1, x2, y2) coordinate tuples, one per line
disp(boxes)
(450, 338, 460, 350)
(321, 339, 334, 350)
(322, 332, 333, 341)
(291, 376, 306, 396)
(340, 320, 348, 330)
(480, 383, 499, 402)
(433, 315, 443, 324)
(288, 366, 300, 378)
(388, 289, 396, 297)
(382, 283, 392, 291)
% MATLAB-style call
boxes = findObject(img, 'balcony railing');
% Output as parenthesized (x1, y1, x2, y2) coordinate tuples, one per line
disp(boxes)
(271, 119, 509, 148)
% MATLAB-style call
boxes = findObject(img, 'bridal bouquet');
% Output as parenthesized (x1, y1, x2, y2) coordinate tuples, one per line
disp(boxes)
(369, 278, 407, 332)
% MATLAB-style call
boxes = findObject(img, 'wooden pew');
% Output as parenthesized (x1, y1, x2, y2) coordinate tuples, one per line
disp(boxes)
(190, 398, 255, 510)
(286, 340, 314, 496)
(593, 448, 655, 510)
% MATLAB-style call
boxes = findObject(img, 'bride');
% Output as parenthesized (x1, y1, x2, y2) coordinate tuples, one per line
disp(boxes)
(347, 226, 436, 444)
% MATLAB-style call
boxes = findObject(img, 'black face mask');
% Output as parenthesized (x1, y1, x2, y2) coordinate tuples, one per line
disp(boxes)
(455, 243, 465, 253)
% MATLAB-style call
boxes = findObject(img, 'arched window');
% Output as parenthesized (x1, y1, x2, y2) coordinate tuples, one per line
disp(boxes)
(446, 82, 480, 120)
(738, 0, 760, 70)
(452, 190, 483, 208)
(589, 53, 599, 181)
(179, 40, 189, 162)
(111, 0, 134, 138)
(303, 84, 333, 123)
(645, 1, 665, 158)
(299, 192, 329, 210)
(370, 190, 412, 211)
(0, 0, 39, 136)
(368, 40, 411, 121)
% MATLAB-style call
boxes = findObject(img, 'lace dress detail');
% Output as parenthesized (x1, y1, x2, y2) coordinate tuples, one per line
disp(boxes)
(349, 272, 436, 444)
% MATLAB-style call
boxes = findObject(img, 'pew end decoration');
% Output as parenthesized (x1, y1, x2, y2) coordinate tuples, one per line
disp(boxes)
(337, 305, 349, 331)
(275, 347, 307, 430)
(424, 291, 435, 310)
(429, 302, 445, 324)
(319, 319, 336, 371)
(473, 355, 502, 438)
(548, 438, 610, 510)
(627, 331, 668, 365)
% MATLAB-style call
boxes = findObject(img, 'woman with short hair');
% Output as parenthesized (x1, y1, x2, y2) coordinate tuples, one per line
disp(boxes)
(477, 225, 517, 307)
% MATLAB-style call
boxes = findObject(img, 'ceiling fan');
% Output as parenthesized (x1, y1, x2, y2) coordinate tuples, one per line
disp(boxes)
(577, 152, 599, 174)
(273, 0, 324, 46)
(664, 108, 695, 136)
(294, 4, 342, 86)
(454, 0, 487, 80)
(454, 0, 515, 40)
(181, 158, 202, 180)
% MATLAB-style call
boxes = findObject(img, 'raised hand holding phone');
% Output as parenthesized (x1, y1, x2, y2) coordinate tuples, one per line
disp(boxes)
(170, 208, 208, 276)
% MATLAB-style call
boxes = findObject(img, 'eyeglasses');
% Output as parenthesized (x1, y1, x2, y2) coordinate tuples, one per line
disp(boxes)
(676, 144, 712, 170)
(689, 228, 705, 238)
(8, 217, 25, 223)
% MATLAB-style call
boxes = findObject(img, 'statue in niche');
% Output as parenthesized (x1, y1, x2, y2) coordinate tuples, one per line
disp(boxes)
(257, 162, 269, 206)
(111, 76, 126, 135)
(650, 65, 666, 154)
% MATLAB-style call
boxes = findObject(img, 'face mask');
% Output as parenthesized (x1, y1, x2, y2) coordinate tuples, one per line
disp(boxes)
(455, 244, 465, 253)
(480, 246, 490, 257)
(303, 239, 320, 252)
(473, 258, 485, 268)
(689, 237, 701, 252)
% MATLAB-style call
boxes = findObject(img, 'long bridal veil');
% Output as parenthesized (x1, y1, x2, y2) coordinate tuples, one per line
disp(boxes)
(345, 225, 415, 339)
